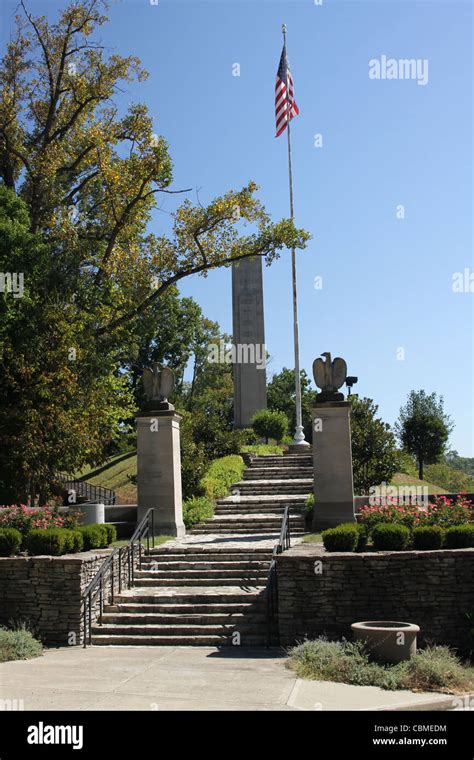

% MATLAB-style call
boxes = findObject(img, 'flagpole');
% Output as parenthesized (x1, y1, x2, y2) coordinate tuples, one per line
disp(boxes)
(282, 23, 308, 449)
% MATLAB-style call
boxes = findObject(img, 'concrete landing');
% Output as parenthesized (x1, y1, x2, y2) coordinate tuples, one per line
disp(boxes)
(0, 646, 457, 712)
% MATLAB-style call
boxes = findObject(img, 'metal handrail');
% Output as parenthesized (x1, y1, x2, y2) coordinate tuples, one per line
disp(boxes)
(266, 505, 290, 648)
(81, 508, 155, 647)
(62, 478, 116, 505)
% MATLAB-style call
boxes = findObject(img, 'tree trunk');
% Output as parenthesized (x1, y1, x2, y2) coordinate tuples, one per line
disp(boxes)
(418, 458, 424, 481)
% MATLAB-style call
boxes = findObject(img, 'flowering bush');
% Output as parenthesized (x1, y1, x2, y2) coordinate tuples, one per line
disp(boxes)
(0, 505, 81, 536)
(359, 494, 473, 532)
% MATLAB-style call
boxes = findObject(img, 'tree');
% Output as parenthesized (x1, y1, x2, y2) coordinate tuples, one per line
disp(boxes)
(251, 409, 288, 444)
(395, 390, 454, 481)
(0, 0, 310, 500)
(0, 187, 133, 504)
(348, 395, 399, 494)
(0, 0, 309, 340)
(267, 368, 317, 441)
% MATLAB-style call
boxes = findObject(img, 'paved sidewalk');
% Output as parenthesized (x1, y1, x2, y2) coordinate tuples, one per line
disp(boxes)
(0, 646, 457, 711)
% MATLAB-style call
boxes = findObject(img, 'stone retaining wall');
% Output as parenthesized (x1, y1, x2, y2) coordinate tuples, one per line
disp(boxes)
(276, 544, 474, 650)
(0, 550, 129, 645)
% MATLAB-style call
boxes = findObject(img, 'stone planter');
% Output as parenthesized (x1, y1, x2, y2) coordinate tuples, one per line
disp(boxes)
(351, 620, 420, 664)
(77, 502, 105, 525)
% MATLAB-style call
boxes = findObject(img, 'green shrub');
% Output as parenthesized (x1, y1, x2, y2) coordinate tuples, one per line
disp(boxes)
(287, 638, 474, 693)
(183, 496, 214, 529)
(396, 645, 474, 693)
(413, 525, 445, 550)
(371, 523, 410, 551)
(322, 524, 359, 553)
(78, 524, 104, 550)
(200, 455, 245, 500)
(26, 528, 77, 556)
(103, 523, 117, 545)
(445, 524, 474, 549)
(251, 409, 288, 444)
(0, 624, 43, 663)
(288, 637, 399, 689)
(70, 530, 84, 552)
(0, 527, 22, 556)
(355, 523, 368, 551)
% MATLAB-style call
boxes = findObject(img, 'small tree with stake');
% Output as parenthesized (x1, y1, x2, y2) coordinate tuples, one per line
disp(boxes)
(251, 409, 288, 445)
(395, 390, 453, 481)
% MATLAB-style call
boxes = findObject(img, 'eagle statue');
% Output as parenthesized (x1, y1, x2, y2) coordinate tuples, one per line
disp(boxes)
(313, 352, 347, 401)
(142, 363, 175, 406)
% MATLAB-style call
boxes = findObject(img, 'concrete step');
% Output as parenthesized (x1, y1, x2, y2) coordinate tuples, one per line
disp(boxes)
(236, 478, 312, 486)
(133, 577, 267, 587)
(97, 612, 267, 625)
(250, 457, 312, 467)
(139, 560, 270, 571)
(113, 589, 265, 605)
(232, 488, 311, 495)
(196, 518, 305, 528)
(190, 528, 304, 535)
(143, 551, 273, 562)
(105, 602, 262, 614)
(91, 634, 269, 646)
(244, 469, 313, 479)
(91, 623, 268, 636)
(216, 493, 307, 507)
(135, 569, 269, 580)
(214, 506, 305, 516)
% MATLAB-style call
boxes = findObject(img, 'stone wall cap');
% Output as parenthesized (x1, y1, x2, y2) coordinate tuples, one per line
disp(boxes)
(275, 545, 474, 559)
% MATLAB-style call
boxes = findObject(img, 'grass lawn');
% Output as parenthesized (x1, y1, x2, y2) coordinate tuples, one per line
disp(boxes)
(77, 450, 137, 503)
(303, 533, 323, 543)
(389, 472, 448, 495)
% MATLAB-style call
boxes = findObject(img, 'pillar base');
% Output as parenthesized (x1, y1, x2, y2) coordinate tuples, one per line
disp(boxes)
(312, 501, 356, 531)
(311, 401, 355, 531)
(136, 410, 186, 539)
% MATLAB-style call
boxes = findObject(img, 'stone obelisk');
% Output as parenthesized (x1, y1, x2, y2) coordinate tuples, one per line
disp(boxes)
(232, 257, 267, 428)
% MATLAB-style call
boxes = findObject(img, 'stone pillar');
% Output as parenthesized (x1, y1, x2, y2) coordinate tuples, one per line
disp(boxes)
(136, 408, 185, 537)
(311, 401, 355, 530)
(232, 257, 267, 428)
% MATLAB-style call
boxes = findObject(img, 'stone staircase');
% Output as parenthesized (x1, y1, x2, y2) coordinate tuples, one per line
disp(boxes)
(190, 454, 312, 537)
(91, 453, 312, 646)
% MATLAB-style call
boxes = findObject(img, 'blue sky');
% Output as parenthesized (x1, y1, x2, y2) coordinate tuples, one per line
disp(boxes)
(1, 0, 473, 455)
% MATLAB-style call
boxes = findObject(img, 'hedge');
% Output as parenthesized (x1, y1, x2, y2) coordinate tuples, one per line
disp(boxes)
(371, 523, 410, 551)
(0, 528, 22, 557)
(200, 455, 245, 500)
(322, 524, 360, 552)
(78, 524, 109, 550)
(413, 525, 445, 550)
(25, 528, 84, 556)
(183, 496, 214, 529)
(445, 524, 474, 548)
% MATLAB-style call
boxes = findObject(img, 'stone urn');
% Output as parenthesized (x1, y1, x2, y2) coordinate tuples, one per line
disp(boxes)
(351, 620, 420, 664)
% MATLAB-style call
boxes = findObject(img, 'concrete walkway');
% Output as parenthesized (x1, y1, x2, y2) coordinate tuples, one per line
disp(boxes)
(0, 646, 457, 711)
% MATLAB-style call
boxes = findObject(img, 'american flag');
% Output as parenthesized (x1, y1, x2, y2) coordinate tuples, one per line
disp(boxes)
(275, 42, 299, 137)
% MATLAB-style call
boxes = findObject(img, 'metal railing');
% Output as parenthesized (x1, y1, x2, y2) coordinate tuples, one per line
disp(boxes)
(82, 508, 155, 647)
(266, 505, 291, 648)
(62, 478, 116, 505)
